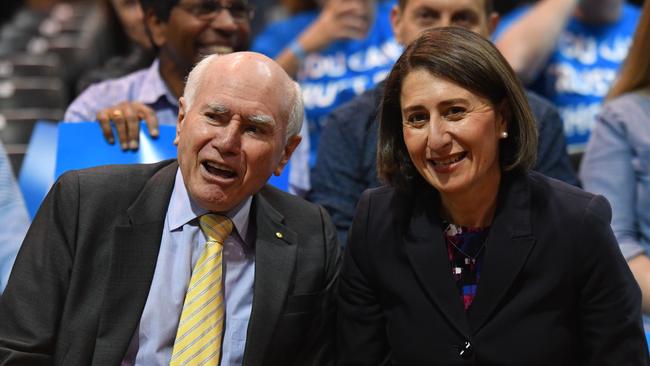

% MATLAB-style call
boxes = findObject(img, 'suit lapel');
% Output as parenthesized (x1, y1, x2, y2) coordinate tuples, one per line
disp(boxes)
(243, 190, 298, 366)
(403, 188, 472, 337)
(92, 161, 178, 365)
(468, 173, 536, 332)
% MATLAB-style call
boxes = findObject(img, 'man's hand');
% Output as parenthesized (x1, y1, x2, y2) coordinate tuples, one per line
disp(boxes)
(299, 0, 373, 53)
(96, 102, 159, 150)
(276, 0, 374, 77)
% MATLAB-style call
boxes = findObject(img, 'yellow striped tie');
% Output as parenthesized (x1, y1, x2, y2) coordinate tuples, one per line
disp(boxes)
(170, 214, 233, 366)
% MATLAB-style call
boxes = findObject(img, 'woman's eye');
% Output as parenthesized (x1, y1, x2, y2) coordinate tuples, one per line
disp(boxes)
(445, 107, 465, 119)
(405, 112, 428, 126)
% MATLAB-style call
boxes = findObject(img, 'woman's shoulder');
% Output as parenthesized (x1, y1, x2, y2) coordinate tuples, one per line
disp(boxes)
(361, 184, 396, 199)
(525, 171, 611, 222)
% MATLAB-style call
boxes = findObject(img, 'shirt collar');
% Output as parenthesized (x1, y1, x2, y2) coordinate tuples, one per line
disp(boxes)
(137, 58, 179, 108)
(168, 168, 252, 243)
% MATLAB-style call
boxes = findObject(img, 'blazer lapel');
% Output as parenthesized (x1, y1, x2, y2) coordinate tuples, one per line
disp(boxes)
(92, 161, 178, 365)
(468, 173, 536, 332)
(243, 190, 298, 366)
(403, 188, 471, 337)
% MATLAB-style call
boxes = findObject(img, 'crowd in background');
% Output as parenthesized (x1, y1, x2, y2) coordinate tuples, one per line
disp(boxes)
(1, 0, 650, 333)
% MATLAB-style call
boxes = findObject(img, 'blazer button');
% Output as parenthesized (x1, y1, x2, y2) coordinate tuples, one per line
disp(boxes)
(459, 340, 473, 359)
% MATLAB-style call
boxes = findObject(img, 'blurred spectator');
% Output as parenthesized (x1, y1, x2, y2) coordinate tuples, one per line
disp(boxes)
(0, 141, 30, 294)
(0, 1, 22, 26)
(76, 0, 154, 94)
(252, 0, 401, 167)
(64, 0, 251, 150)
(495, 0, 641, 153)
(1, 0, 60, 25)
(580, 0, 650, 322)
(310, 0, 578, 244)
(248, 0, 283, 37)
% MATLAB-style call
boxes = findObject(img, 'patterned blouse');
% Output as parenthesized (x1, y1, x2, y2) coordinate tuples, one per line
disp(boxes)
(443, 222, 490, 310)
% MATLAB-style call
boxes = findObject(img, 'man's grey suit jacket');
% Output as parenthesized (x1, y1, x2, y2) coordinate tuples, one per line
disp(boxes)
(0, 159, 340, 365)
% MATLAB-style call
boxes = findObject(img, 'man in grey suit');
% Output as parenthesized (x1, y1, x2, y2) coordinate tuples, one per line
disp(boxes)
(0, 52, 339, 366)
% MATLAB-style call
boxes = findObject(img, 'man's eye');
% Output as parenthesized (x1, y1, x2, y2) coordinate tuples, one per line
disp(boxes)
(453, 12, 478, 26)
(204, 112, 226, 123)
(416, 10, 437, 20)
(245, 123, 270, 135)
(229, 3, 249, 17)
(196, 2, 218, 15)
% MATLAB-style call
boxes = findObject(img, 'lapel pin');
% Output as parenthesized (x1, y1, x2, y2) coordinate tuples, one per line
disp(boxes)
(275, 232, 284, 239)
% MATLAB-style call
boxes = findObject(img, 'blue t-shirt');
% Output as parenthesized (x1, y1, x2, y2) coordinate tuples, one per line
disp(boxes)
(252, 1, 402, 165)
(494, 3, 641, 153)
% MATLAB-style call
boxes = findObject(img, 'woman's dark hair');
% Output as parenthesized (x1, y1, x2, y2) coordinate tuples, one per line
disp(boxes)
(378, 26, 537, 190)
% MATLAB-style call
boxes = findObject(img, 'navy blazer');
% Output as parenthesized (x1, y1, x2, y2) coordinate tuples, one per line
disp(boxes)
(338, 172, 648, 365)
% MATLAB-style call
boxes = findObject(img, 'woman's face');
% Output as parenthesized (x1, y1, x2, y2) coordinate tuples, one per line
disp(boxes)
(401, 68, 506, 198)
(110, 0, 151, 49)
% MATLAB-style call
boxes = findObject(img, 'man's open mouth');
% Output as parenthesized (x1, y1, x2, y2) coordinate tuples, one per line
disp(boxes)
(203, 161, 236, 179)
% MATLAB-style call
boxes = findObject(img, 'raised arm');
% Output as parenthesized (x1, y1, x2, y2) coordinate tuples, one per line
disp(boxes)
(580, 97, 650, 313)
(275, 0, 373, 78)
(495, 0, 579, 84)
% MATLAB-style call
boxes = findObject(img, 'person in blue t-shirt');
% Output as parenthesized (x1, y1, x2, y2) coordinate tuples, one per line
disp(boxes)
(252, 0, 401, 167)
(494, 0, 641, 153)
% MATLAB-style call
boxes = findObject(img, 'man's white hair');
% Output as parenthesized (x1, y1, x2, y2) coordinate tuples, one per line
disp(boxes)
(183, 54, 304, 142)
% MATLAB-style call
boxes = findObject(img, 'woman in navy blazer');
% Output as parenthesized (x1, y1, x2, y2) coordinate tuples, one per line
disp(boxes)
(337, 27, 649, 365)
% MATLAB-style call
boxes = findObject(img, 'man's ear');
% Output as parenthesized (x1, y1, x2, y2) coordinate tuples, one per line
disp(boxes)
(390, 5, 405, 45)
(273, 135, 302, 176)
(145, 8, 167, 48)
(487, 12, 500, 36)
(174, 97, 186, 146)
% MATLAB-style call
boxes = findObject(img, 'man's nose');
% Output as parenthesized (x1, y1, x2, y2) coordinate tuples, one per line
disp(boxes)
(210, 7, 238, 31)
(437, 15, 453, 28)
(214, 121, 241, 155)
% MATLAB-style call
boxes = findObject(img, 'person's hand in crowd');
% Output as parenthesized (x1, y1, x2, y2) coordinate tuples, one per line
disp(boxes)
(299, 0, 373, 53)
(276, 0, 374, 77)
(96, 102, 159, 150)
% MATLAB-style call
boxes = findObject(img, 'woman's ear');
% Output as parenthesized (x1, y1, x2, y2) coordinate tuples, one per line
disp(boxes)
(497, 100, 510, 136)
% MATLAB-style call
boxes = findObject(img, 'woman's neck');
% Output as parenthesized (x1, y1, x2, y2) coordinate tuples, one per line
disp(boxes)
(439, 174, 501, 228)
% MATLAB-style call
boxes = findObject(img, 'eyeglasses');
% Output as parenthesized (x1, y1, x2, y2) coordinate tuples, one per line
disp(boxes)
(177, 1, 254, 22)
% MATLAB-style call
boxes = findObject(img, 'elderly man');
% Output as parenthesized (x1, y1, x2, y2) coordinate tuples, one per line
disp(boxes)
(309, 0, 579, 244)
(0, 52, 339, 366)
(65, 0, 252, 150)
